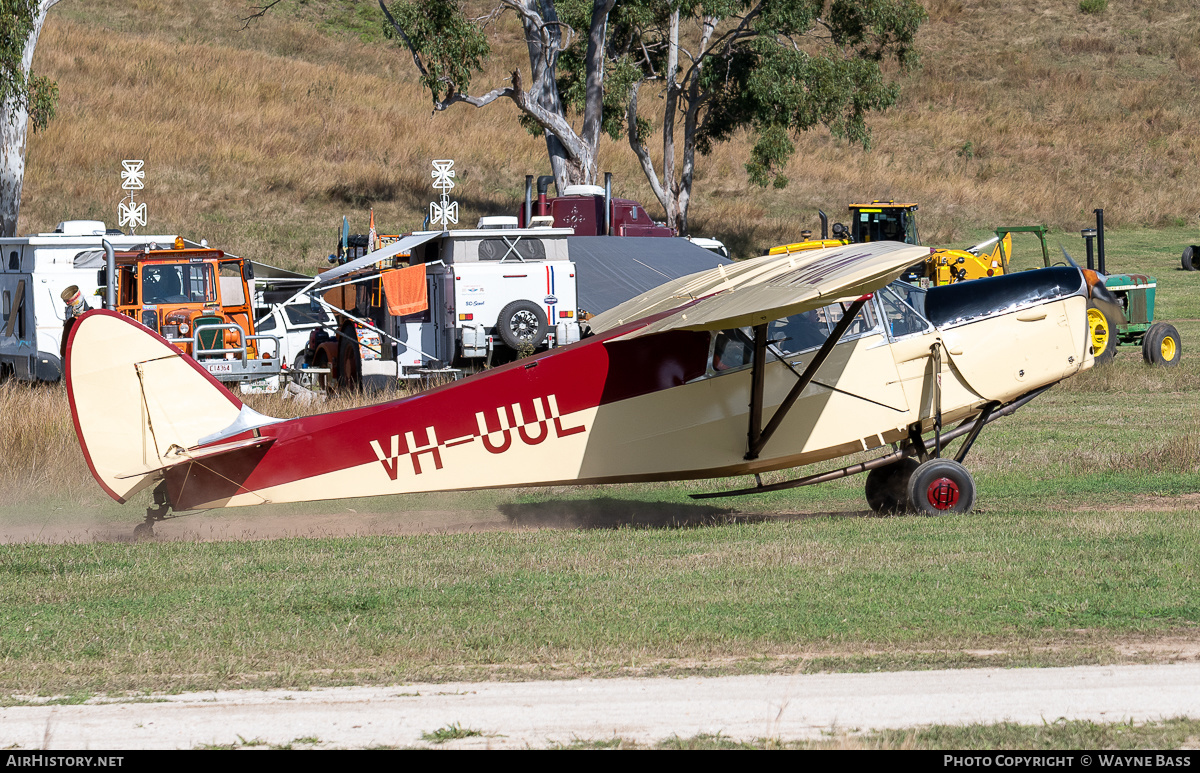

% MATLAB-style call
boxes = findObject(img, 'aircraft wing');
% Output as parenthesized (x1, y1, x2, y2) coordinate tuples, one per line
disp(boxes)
(587, 241, 931, 336)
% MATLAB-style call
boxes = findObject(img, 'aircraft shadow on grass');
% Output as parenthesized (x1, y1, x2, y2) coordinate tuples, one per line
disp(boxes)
(497, 498, 876, 530)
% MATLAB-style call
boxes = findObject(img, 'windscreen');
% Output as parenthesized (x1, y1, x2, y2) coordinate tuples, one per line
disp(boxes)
(141, 263, 215, 305)
(853, 209, 918, 244)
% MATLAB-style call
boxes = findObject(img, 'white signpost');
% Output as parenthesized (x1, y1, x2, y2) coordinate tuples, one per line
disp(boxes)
(429, 159, 458, 229)
(119, 160, 146, 232)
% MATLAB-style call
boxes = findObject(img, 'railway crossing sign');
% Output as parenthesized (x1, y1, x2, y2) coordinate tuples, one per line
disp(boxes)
(429, 159, 458, 228)
(119, 160, 146, 232)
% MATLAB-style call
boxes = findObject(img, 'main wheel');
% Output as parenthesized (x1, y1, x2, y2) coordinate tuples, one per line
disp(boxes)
(865, 457, 919, 514)
(1142, 322, 1182, 367)
(1087, 302, 1117, 364)
(496, 300, 548, 351)
(1183, 246, 1199, 271)
(905, 459, 977, 515)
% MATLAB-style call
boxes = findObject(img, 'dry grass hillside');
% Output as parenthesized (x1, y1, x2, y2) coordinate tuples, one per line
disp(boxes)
(17, 0, 1200, 267)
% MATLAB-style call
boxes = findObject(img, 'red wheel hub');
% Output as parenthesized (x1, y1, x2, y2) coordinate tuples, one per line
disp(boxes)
(926, 477, 960, 510)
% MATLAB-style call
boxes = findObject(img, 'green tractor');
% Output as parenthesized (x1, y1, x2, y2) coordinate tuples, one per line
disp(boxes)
(1081, 210, 1181, 367)
(1089, 274, 1180, 366)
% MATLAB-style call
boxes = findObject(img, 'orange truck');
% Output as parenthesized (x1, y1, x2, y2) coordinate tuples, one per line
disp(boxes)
(103, 237, 281, 383)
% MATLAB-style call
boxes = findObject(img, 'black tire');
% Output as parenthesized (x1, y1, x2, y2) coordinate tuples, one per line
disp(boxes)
(1142, 322, 1182, 367)
(1183, 246, 1199, 271)
(496, 300, 548, 351)
(337, 336, 362, 391)
(1087, 301, 1117, 364)
(905, 459, 977, 515)
(865, 457, 919, 514)
(292, 349, 317, 390)
(312, 348, 333, 394)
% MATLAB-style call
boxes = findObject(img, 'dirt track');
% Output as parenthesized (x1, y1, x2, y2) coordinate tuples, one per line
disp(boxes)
(0, 502, 865, 544)
(4, 664, 1200, 749)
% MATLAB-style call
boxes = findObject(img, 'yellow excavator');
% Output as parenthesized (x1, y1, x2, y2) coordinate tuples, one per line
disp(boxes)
(769, 200, 1049, 288)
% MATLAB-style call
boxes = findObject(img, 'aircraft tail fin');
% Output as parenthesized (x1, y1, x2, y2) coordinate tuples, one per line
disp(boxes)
(66, 310, 250, 503)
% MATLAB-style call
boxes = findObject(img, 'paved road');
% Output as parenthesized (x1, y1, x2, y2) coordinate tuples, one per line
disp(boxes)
(4, 663, 1200, 749)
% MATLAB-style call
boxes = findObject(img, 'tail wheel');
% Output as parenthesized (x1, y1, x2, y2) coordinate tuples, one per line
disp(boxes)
(1142, 322, 1182, 367)
(1183, 246, 1199, 271)
(865, 457, 919, 514)
(905, 459, 977, 515)
(1087, 303, 1116, 364)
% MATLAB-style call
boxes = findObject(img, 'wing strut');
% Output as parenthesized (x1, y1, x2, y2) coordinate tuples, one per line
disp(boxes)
(744, 296, 871, 461)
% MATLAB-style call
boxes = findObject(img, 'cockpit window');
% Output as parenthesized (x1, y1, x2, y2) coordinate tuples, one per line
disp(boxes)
(709, 301, 878, 374)
(767, 310, 828, 355)
(878, 284, 932, 339)
(712, 329, 752, 372)
(924, 266, 1083, 328)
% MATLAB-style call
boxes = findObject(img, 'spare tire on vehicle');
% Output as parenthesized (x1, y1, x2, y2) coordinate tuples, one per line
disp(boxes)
(496, 300, 548, 351)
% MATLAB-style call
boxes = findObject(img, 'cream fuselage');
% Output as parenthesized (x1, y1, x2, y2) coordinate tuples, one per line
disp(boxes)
(65, 263, 1091, 511)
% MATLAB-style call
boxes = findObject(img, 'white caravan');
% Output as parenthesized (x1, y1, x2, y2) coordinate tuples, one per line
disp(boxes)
(0, 221, 180, 381)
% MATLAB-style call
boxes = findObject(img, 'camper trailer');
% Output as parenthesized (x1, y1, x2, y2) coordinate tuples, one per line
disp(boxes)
(302, 222, 582, 388)
(0, 221, 179, 381)
(0, 221, 280, 385)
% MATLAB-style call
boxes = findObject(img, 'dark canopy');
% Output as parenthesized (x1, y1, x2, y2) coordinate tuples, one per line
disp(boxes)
(566, 236, 733, 316)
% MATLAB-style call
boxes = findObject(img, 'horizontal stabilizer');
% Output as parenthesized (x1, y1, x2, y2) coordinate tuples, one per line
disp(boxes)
(114, 436, 277, 480)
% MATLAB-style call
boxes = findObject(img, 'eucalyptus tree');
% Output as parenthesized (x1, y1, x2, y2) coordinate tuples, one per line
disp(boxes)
(1, 0, 60, 237)
(383, 1, 925, 234)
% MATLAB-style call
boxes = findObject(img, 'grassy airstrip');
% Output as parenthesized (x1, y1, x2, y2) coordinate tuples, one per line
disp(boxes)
(1, 229, 1198, 704)
(3, 1, 1200, 747)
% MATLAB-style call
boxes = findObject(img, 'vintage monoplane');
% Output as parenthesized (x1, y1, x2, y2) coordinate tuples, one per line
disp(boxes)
(65, 241, 1096, 536)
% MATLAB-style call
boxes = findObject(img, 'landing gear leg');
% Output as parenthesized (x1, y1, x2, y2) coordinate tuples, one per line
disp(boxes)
(135, 483, 171, 540)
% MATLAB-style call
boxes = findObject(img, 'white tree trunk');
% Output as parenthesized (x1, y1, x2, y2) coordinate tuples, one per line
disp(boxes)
(1, 1, 56, 238)
(627, 12, 716, 237)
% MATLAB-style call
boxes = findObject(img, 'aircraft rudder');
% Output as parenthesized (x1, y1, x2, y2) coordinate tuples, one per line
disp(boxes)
(65, 309, 245, 502)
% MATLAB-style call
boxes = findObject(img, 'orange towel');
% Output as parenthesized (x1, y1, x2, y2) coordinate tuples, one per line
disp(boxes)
(381, 264, 428, 316)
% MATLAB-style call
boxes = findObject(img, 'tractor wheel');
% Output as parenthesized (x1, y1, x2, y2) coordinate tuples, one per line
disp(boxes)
(1183, 246, 1199, 271)
(496, 300, 548, 352)
(1087, 302, 1117, 364)
(337, 337, 363, 391)
(905, 459, 977, 516)
(865, 457, 920, 514)
(1142, 322, 1182, 367)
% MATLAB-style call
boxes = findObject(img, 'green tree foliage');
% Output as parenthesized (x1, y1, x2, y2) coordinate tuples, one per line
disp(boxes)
(379, 1, 924, 234)
(383, 1, 489, 106)
(1, 0, 57, 132)
(2, 0, 60, 237)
